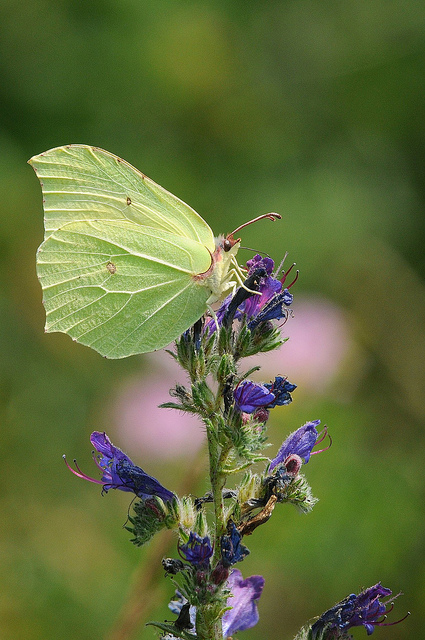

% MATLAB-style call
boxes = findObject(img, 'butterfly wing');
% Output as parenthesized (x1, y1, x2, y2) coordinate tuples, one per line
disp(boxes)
(37, 219, 212, 358)
(30, 145, 217, 358)
(29, 145, 215, 249)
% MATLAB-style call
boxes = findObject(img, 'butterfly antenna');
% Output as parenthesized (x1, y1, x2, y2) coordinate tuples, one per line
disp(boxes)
(228, 213, 281, 240)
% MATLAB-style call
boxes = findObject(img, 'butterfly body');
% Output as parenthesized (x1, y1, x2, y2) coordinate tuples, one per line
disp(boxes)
(30, 145, 243, 358)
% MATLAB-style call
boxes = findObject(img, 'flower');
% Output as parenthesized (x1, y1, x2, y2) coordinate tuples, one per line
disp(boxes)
(241, 254, 283, 318)
(310, 583, 407, 638)
(234, 380, 276, 413)
(221, 522, 250, 567)
(264, 376, 297, 407)
(204, 254, 296, 334)
(168, 569, 265, 638)
(246, 253, 275, 276)
(64, 431, 175, 502)
(179, 532, 213, 568)
(243, 254, 295, 330)
(222, 569, 265, 637)
(246, 288, 293, 330)
(234, 377, 296, 414)
(113, 356, 206, 461)
(269, 420, 326, 472)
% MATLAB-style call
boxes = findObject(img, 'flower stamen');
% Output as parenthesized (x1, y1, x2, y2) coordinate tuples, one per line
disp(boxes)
(63, 454, 103, 485)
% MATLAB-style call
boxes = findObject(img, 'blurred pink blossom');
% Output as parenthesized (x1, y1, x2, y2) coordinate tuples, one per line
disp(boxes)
(249, 296, 352, 392)
(113, 352, 206, 460)
(113, 296, 351, 459)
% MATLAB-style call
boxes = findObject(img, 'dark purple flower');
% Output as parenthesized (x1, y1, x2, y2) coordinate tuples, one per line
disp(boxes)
(246, 253, 275, 276)
(168, 570, 265, 639)
(264, 376, 297, 407)
(234, 380, 276, 413)
(222, 569, 265, 637)
(247, 288, 293, 330)
(179, 532, 213, 568)
(241, 262, 282, 319)
(64, 431, 175, 503)
(269, 420, 321, 472)
(311, 583, 407, 638)
(221, 522, 250, 567)
(204, 254, 295, 335)
(242, 254, 295, 329)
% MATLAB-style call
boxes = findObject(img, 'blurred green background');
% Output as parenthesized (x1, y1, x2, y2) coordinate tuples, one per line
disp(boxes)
(1, 1, 424, 638)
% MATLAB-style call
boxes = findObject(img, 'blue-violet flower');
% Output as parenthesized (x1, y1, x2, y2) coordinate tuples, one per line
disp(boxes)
(310, 583, 407, 638)
(221, 522, 250, 567)
(64, 431, 175, 502)
(234, 377, 296, 414)
(179, 532, 213, 568)
(204, 254, 296, 334)
(234, 380, 276, 413)
(222, 569, 265, 637)
(269, 420, 327, 472)
(264, 376, 297, 407)
(169, 569, 265, 638)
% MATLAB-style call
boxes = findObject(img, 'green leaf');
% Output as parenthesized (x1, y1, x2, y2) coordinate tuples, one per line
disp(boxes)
(145, 621, 197, 640)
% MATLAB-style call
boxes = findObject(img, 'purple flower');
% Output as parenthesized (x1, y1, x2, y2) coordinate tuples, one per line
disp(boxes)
(179, 532, 213, 568)
(241, 256, 282, 318)
(264, 376, 297, 407)
(269, 420, 322, 472)
(222, 569, 265, 637)
(247, 288, 293, 329)
(246, 253, 275, 276)
(234, 377, 297, 414)
(221, 522, 250, 567)
(310, 583, 407, 638)
(204, 254, 296, 334)
(244, 254, 297, 329)
(238, 254, 295, 330)
(234, 380, 276, 413)
(168, 569, 265, 638)
(64, 431, 175, 503)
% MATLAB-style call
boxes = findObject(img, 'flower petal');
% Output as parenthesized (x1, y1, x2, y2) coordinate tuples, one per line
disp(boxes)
(269, 420, 320, 471)
(222, 569, 265, 637)
(234, 381, 276, 413)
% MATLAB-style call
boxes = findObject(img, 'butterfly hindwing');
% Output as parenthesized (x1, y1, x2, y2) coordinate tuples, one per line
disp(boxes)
(37, 219, 212, 358)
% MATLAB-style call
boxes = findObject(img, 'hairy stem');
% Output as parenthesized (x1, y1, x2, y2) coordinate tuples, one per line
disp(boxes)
(210, 439, 232, 565)
(195, 605, 223, 640)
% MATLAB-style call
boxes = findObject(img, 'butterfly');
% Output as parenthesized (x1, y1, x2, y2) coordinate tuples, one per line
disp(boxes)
(29, 145, 280, 358)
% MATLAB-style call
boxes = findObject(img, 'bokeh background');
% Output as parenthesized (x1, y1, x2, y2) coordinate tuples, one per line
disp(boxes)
(1, 1, 424, 638)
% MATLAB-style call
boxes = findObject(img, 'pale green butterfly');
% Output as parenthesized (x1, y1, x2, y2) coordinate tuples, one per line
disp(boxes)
(29, 145, 280, 358)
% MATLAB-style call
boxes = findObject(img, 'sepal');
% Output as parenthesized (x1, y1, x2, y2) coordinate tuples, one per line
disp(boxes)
(292, 625, 311, 640)
(275, 472, 318, 514)
(236, 322, 286, 359)
(127, 496, 179, 547)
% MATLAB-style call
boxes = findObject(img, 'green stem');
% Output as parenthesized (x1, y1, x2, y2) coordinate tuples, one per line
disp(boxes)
(207, 428, 231, 565)
(196, 421, 231, 640)
(195, 605, 224, 640)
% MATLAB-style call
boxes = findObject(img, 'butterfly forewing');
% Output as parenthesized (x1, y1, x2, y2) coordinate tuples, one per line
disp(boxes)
(29, 145, 216, 248)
